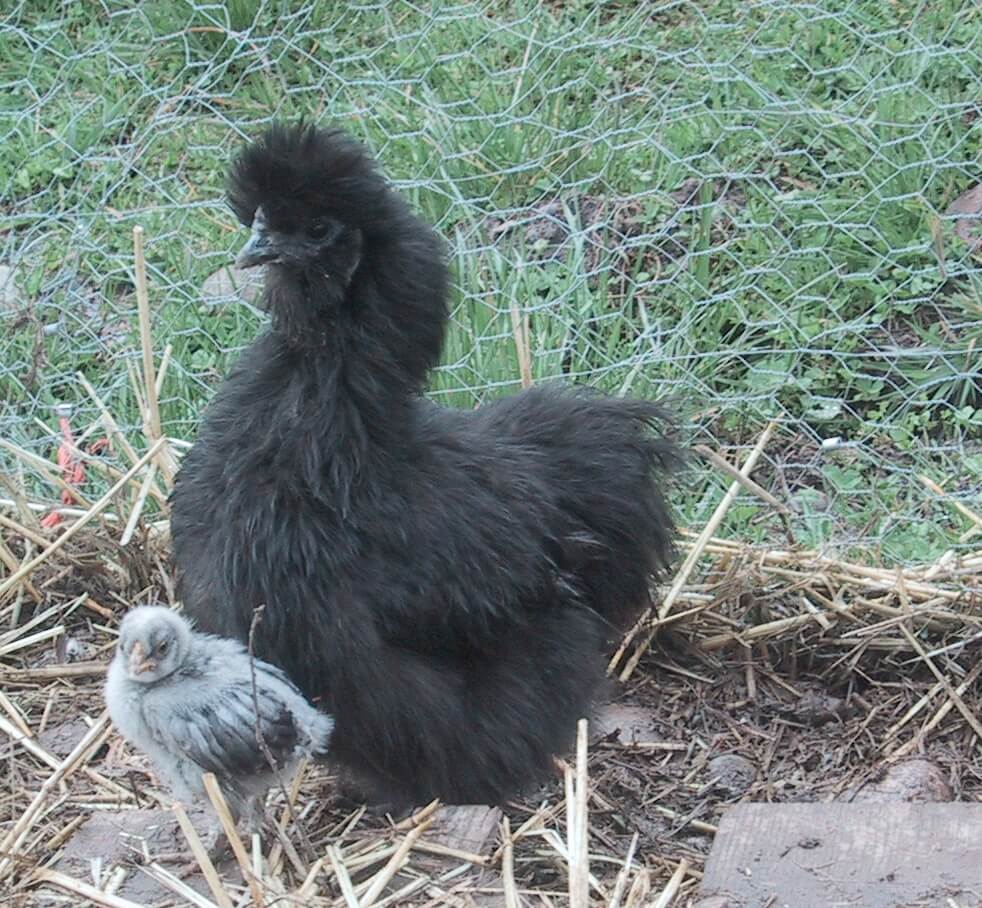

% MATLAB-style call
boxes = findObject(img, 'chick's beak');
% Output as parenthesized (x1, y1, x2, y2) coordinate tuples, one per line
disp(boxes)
(128, 641, 156, 676)
(235, 223, 279, 269)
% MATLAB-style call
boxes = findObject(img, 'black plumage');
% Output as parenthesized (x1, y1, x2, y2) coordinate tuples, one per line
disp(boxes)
(170, 123, 680, 807)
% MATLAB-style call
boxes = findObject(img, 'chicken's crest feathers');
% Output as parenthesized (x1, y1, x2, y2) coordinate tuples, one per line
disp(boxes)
(227, 122, 390, 233)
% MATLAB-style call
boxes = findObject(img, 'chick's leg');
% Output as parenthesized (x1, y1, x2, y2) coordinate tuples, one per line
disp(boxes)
(244, 795, 266, 837)
(162, 821, 231, 878)
(205, 827, 231, 863)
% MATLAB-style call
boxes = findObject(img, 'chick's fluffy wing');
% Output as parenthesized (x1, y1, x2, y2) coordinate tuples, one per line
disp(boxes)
(142, 679, 300, 780)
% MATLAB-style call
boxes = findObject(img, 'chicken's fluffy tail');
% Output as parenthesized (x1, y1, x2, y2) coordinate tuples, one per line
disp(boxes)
(484, 384, 684, 633)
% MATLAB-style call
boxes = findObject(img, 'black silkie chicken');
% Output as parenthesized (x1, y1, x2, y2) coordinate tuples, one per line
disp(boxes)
(170, 123, 679, 807)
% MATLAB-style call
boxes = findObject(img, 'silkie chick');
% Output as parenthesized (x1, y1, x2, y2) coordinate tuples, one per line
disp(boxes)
(105, 605, 333, 835)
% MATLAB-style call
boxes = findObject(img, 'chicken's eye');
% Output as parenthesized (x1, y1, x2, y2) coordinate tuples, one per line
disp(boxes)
(307, 219, 332, 241)
(157, 640, 169, 655)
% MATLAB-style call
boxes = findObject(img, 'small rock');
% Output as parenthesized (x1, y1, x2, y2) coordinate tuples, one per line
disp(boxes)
(593, 704, 661, 745)
(201, 264, 264, 306)
(946, 182, 982, 255)
(790, 690, 850, 726)
(843, 759, 952, 804)
(708, 754, 756, 797)
(0, 264, 24, 312)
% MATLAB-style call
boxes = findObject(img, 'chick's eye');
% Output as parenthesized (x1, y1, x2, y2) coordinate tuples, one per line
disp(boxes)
(157, 641, 169, 654)
(307, 219, 332, 241)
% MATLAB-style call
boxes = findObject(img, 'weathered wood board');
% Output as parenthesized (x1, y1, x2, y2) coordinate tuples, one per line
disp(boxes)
(697, 803, 982, 908)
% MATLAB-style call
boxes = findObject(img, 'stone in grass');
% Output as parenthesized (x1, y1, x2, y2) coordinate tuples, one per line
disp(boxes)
(0, 264, 24, 313)
(201, 264, 264, 306)
(947, 182, 982, 255)
(54, 807, 238, 904)
(708, 754, 757, 798)
(840, 758, 953, 804)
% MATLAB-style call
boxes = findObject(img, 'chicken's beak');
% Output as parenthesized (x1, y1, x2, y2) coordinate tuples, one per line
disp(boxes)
(236, 223, 279, 269)
(128, 641, 156, 676)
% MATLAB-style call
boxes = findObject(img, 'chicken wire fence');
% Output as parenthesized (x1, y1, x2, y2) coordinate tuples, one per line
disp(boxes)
(0, 0, 979, 564)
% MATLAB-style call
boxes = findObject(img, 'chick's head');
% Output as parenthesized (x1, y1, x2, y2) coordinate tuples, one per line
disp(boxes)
(116, 606, 191, 684)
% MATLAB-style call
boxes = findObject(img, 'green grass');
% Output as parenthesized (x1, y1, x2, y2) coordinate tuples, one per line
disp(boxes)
(0, 0, 979, 562)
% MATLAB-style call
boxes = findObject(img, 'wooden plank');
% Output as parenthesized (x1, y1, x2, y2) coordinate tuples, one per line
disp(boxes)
(423, 804, 502, 856)
(697, 803, 982, 908)
(395, 806, 506, 908)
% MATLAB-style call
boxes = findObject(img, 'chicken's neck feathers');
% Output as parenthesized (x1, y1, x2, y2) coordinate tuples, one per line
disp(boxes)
(256, 262, 434, 502)
(264, 217, 446, 394)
